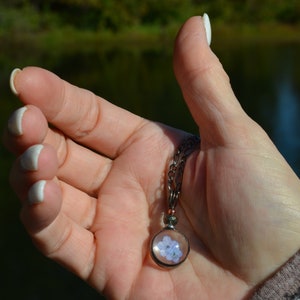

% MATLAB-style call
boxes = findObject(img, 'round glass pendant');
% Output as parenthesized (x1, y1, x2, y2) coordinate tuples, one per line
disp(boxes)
(150, 227, 190, 267)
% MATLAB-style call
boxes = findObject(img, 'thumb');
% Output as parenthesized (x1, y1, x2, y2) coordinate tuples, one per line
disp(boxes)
(174, 15, 249, 147)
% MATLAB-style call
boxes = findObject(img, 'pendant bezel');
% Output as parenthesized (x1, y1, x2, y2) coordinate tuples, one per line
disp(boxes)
(150, 226, 190, 268)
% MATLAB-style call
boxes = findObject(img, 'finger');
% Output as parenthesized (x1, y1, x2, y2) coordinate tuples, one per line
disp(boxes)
(50, 133, 112, 196)
(10, 67, 146, 158)
(10, 142, 97, 228)
(173, 16, 251, 147)
(20, 180, 96, 280)
(3, 105, 48, 155)
(5, 106, 112, 196)
(10, 144, 58, 201)
(59, 181, 97, 229)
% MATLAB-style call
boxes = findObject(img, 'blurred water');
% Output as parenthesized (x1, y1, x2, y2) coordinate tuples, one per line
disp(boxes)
(0, 39, 299, 299)
(274, 63, 300, 169)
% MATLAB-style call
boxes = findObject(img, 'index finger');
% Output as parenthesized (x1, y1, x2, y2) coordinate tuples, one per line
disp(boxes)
(11, 67, 146, 158)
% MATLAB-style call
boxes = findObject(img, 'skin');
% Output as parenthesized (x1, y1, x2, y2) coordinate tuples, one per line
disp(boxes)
(3, 17, 300, 299)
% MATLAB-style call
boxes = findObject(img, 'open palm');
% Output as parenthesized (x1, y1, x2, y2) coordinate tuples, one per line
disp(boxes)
(5, 17, 300, 299)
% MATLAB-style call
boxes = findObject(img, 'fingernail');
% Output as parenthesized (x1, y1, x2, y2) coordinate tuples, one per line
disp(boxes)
(20, 144, 44, 171)
(7, 106, 27, 136)
(10, 68, 21, 96)
(203, 13, 212, 46)
(28, 180, 46, 205)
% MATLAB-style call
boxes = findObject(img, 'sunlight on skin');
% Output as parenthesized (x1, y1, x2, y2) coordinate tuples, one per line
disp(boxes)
(4, 16, 300, 299)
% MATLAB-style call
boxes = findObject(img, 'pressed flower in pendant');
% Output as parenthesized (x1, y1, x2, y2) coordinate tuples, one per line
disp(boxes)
(157, 235, 183, 263)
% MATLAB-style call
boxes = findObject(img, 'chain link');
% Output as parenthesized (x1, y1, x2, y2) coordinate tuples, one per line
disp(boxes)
(167, 135, 200, 211)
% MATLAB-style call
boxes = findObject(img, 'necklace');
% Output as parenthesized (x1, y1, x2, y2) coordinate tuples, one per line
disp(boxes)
(150, 135, 200, 267)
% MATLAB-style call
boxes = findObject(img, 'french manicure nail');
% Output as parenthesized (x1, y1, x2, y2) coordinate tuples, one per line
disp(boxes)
(7, 106, 27, 136)
(10, 68, 21, 96)
(203, 13, 212, 46)
(28, 180, 46, 205)
(20, 144, 44, 171)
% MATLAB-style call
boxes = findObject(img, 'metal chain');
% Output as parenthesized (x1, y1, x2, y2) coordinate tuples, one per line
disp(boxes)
(167, 135, 200, 211)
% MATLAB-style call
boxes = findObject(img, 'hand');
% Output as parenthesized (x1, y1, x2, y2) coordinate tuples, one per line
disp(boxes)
(4, 16, 300, 299)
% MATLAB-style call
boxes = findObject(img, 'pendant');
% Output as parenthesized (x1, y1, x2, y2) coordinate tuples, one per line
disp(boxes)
(150, 136, 199, 268)
(150, 226, 190, 267)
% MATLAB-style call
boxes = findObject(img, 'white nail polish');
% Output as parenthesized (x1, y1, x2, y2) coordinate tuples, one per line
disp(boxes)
(10, 68, 21, 96)
(20, 144, 44, 171)
(28, 180, 46, 205)
(7, 106, 27, 136)
(203, 13, 212, 46)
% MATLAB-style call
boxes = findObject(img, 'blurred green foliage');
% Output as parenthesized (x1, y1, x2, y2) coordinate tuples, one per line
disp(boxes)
(0, 0, 299, 35)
